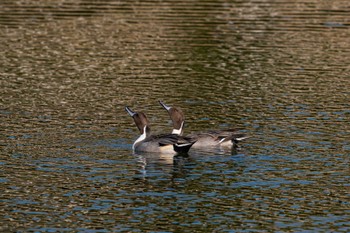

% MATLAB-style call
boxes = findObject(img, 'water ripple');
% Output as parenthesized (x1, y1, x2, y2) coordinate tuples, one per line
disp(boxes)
(1, 0, 350, 232)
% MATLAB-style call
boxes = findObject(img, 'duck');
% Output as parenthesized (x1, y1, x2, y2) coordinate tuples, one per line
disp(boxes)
(125, 106, 196, 154)
(158, 101, 250, 148)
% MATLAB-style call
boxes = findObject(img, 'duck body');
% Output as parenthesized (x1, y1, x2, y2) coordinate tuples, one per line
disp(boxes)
(133, 134, 174, 153)
(188, 129, 249, 148)
(125, 106, 196, 154)
(133, 132, 195, 154)
(159, 101, 249, 149)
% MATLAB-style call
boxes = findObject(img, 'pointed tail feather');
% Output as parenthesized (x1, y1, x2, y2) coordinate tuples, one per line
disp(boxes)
(173, 141, 196, 154)
(218, 133, 250, 144)
(232, 135, 251, 144)
(234, 135, 251, 142)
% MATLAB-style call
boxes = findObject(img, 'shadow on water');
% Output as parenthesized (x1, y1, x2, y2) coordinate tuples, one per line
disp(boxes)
(1, 0, 350, 232)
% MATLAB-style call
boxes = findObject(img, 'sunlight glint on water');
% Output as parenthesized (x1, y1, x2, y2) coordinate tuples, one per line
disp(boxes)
(1, 0, 349, 232)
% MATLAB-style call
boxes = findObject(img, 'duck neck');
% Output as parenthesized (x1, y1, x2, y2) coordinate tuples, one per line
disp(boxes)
(172, 121, 184, 135)
(133, 126, 148, 150)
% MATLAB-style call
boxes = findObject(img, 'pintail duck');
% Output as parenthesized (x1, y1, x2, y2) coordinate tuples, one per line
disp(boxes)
(125, 106, 196, 154)
(159, 101, 250, 148)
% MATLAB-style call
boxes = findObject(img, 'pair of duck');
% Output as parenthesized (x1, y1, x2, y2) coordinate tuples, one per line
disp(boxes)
(125, 101, 249, 154)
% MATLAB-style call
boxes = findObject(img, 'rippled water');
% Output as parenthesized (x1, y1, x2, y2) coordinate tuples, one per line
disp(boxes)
(1, 0, 350, 232)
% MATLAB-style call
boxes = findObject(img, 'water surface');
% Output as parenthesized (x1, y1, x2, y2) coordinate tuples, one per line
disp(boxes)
(1, 0, 349, 232)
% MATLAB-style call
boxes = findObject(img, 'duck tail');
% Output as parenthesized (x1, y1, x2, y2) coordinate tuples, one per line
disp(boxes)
(173, 137, 197, 154)
(232, 134, 251, 144)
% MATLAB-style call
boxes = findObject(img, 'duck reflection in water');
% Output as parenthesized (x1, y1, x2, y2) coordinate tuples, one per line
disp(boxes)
(133, 151, 190, 178)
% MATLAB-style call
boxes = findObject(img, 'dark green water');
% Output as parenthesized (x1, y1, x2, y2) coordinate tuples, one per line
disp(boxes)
(1, 0, 349, 232)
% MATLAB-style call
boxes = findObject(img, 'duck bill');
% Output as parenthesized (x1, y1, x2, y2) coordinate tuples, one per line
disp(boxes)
(159, 100, 171, 111)
(125, 106, 136, 117)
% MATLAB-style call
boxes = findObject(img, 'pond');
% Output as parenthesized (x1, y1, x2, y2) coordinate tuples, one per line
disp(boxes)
(1, 0, 349, 232)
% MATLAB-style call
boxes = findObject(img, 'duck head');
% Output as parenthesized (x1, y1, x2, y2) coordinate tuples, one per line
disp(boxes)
(159, 101, 185, 135)
(125, 106, 151, 135)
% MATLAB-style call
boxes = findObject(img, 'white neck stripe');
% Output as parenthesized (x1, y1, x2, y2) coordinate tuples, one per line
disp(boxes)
(133, 125, 147, 150)
(172, 128, 182, 135)
(172, 121, 184, 135)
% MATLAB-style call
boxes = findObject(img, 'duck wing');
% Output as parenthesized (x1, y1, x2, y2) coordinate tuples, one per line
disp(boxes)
(146, 134, 196, 153)
(192, 129, 249, 144)
(150, 134, 179, 146)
